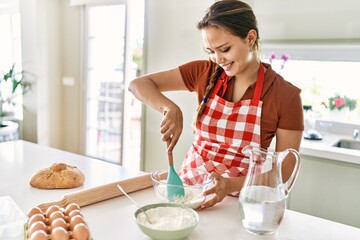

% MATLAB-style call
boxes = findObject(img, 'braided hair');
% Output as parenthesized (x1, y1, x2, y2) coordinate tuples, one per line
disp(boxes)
(193, 0, 259, 125)
(193, 65, 223, 124)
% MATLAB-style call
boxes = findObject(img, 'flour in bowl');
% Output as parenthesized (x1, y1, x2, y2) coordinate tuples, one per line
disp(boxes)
(137, 206, 197, 230)
(156, 184, 205, 209)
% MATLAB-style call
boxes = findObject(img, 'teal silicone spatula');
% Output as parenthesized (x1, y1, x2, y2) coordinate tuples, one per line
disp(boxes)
(166, 140, 185, 201)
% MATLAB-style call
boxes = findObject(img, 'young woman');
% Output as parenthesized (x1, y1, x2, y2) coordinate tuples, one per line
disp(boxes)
(129, 0, 304, 209)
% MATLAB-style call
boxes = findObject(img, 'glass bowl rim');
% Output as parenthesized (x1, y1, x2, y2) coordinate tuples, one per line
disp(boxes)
(150, 167, 214, 187)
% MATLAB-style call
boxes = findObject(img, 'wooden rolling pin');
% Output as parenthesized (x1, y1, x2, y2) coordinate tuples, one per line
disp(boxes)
(37, 173, 152, 212)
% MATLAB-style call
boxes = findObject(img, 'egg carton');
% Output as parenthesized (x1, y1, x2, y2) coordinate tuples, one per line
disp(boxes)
(24, 203, 93, 240)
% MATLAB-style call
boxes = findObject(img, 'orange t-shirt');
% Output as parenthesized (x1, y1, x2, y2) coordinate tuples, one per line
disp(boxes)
(178, 60, 304, 149)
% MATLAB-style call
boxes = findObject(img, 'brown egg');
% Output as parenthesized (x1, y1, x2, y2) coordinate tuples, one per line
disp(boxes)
(69, 215, 86, 231)
(27, 206, 43, 218)
(29, 230, 48, 240)
(46, 205, 61, 218)
(27, 221, 48, 238)
(72, 223, 90, 240)
(49, 210, 65, 225)
(28, 213, 46, 228)
(59, 207, 66, 214)
(65, 203, 80, 216)
(67, 209, 83, 222)
(51, 227, 70, 240)
(50, 218, 68, 232)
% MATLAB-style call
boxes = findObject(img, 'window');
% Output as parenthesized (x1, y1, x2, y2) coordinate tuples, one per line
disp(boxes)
(83, 0, 144, 167)
(264, 58, 360, 124)
(261, 42, 360, 124)
(0, 8, 23, 119)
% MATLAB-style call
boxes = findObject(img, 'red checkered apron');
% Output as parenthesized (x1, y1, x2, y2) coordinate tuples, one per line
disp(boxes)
(182, 63, 264, 185)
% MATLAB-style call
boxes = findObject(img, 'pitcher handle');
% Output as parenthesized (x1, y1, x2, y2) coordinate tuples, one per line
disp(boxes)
(282, 149, 301, 195)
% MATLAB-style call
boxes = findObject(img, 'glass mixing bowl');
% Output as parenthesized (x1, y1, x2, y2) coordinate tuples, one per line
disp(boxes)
(151, 168, 214, 209)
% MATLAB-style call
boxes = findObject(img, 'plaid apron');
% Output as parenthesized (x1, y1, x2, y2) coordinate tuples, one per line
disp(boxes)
(182, 63, 264, 182)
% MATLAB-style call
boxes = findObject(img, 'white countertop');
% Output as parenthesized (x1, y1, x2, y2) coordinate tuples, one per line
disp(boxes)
(0, 140, 147, 211)
(85, 187, 360, 240)
(1, 140, 360, 239)
(299, 121, 360, 165)
(300, 133, 360, 165)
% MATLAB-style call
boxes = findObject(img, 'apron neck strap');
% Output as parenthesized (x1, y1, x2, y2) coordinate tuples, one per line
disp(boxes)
(210, 62, 265, 100)
(212, 71, 229, 98)
(253, 63, 264, 101)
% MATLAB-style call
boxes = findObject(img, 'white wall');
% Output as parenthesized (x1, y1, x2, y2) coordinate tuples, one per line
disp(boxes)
(16, 0, 360, 171)
(142, 0, 360, 172)
(19, 0, 38, 143)
(60, 1, 82, 153)
(249, 0, 360, 40)
(19, 0, 82, 153)
(20, 0, 63, 148)
(143, 0, 212, 172)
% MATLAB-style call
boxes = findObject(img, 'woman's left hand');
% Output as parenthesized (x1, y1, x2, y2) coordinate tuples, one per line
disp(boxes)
(200, 172, 230, 209)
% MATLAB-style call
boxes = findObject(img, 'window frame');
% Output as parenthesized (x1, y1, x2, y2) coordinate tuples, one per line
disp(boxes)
(82, 0, 128, 164)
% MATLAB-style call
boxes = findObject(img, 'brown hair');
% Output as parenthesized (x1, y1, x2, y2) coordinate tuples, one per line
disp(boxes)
(193, 0, 260, 124)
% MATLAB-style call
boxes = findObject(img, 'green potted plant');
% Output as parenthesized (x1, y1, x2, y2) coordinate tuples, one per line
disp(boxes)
(321, 93, 358, 122)
(327, 94, 357, 111)
(0, 64, 32, 141)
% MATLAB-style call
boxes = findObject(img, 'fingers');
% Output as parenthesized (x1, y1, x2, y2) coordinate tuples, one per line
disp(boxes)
(200, 172, 227, 209)
(203, 184, 217, 196)
(167, 135, 179, 153)
(211, 171, 222, 180)
(160, 120, 176, 144)
(160, 121, 174, 139)
(160, 108, 182, 152)
(203, 172, 222, 196)
(160, 122, 173, 141)
(200, 194, 220, 209)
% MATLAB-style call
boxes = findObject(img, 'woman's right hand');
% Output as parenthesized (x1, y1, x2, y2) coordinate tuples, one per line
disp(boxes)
(160, 105, 183, 153)
(128, 67, 187, 153)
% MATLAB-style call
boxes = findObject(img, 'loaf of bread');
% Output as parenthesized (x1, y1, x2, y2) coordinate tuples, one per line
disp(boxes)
(30, 163, 85, 189)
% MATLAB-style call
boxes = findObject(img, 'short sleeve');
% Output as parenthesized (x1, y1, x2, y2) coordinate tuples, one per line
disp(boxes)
(278, 89, 304, 131)
(178, 60, 214, 92)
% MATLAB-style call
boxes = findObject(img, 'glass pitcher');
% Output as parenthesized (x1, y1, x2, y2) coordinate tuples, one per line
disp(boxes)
(238, 145, 301, 235)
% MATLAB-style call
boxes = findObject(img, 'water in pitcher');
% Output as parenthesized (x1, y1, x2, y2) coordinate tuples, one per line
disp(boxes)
(239, 185, 286, 235)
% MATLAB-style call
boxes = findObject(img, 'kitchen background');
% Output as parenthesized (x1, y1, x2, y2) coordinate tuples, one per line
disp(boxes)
(1, 0, 360, 229)
(143, 0, 360, 171)
(1, 0, 360, 169)
(1, 0, 359, 168)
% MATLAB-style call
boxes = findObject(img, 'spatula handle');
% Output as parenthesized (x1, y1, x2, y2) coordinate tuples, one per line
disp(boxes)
(166, 140, 174, 166)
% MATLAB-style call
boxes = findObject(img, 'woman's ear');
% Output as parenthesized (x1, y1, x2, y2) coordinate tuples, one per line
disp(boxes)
(247, 29, 257, 46)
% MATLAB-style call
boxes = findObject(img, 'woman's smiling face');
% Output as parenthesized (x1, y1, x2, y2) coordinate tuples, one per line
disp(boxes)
(201, 26, 255, 76)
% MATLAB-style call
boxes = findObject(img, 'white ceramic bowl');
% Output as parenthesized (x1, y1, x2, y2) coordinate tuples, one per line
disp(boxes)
(151, 168, 214, 209)
(134, 203, 199, 240)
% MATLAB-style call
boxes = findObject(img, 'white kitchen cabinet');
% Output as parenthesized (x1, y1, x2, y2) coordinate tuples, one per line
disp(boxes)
(288, 154, 360, 228)
(248, 0, 360, 40)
